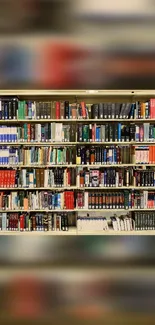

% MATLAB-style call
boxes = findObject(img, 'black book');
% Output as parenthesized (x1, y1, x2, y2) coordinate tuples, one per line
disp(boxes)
(107, 103, 112, 118)
(78, 125, 83, 142)
(70, 124, 76, 142)
(4, 102, 8, 120)
(130, 124, 135, 141)
(103, 103, 108, 119)
(109, 125, 113, 142)
(86, 148, 90, 164)
(125, 126, 130, 142)
(89, 124, 92, 141)
(141, 172, 144, 187)
(65, 101, 70, 119)
(96, 147, 100, 164)
(119, 103, 126, 118)
(115, 103, 121, 119)
(111, 103, 115, 118)
(92, 104, 99, 119)
(105, 124, 109, 142)
(12, 98, 18, 120)
(81, 147, 85, 164)
(36, 102, 40, 119)
(1, 101, 4, 120)
(8, 101, 12, 119)
(98, 103, 104, 119)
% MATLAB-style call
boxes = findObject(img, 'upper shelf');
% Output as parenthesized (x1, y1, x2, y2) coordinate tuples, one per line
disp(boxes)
(0, 90, 155, 97)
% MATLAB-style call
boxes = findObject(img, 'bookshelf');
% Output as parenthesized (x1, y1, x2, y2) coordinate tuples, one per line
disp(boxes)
(1, 90, 155, 234)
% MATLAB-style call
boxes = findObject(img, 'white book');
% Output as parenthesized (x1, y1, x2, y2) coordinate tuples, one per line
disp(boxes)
(37, 124, 41, 142)
(44, 170, 49, 188)
(35, 124, 38, 141)
(84, 192, 88, 209)
(51, 123, 56, 142)
(55, 123, 63, 142)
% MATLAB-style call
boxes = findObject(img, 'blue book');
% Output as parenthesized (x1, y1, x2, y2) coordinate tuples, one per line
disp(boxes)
(98, 127, 101, 142)
(104, 148, 107, 164)
(28, 101, 32, 119)
(2, 213, 7, 231)
(117, 123, 122, 142)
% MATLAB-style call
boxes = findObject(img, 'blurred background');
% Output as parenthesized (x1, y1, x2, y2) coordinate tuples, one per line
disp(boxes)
(0, 0, 154, 89)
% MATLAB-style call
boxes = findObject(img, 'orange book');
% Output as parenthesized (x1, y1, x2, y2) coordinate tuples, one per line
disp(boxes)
(81, 102, 86, 118)
(24, 198, 28, 211)
(153, 146, 155, 164)
(149, 146, 153, 164)
(141, 102, 145, 118)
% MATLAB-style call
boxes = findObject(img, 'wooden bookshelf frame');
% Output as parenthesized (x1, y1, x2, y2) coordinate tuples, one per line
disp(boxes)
(0, 89, 155, 235)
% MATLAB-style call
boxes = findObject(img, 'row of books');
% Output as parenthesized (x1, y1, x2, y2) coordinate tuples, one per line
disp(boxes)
(134, 170, 155, 187)
(0, 191, 75, 210)
(77, 215, 134, 232)
(133, 146, 155, 164)
(0, 147, 75, 165)
(3, 123, 155, 144)
(0, 168, 76, 188)
(1, 212, 155, 232)
(77, 217, 109, 231)
(0, 124, 76, 143)
(0, 213, 69, 231)
(1, 98, 155, 121)
(134, 212, 155, 230)
(1, 146, 155, 166)
(78, 123, 155, 143)
(135, 124, 155, 142)
(78, 168, 155, 188)
(2, 167, 155, 189)
(77, 191, 155, 209)
(90, 101, 155, 120)
(76, 146, 131, 165)
(77, 123, 133, 142)
(77, 168, 131, 187)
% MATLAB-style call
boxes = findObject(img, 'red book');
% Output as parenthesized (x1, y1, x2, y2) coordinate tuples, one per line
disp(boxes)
(7, 170, 11, 188)
(150, 99, 155, 118)
(0, 171, 2, 188)
(66, 192, 69, 209)
(56, 102, 60, 119)
(1, 171, 3, 188)
(27, 124, 31, 142)
(20, 215, 24, 231)
(64, 192, 67, 209)
(4, 170, 8, 188)
(92, 125, 95, 142)
(81, 102, 86, 118)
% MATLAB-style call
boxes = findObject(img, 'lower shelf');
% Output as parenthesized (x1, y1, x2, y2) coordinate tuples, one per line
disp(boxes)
(0, 229, 154, 235)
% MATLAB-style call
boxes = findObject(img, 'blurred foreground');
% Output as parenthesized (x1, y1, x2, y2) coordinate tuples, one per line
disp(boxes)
(0, 236, 154, 324)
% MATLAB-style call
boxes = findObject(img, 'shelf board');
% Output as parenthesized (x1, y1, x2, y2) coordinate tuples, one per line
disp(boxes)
(0, 208, 152, 213)
(0, 164, 154, 169)
(2, 141, 155, 146)
(0, 186, 155, 191)
(78, 186, 155, 190)
(0, 229, 154, 235)
(0, 89, 155, 97)
(0, 187, 77, 191)
(1, 118, 155, 123)
(0, 142, 76, 146)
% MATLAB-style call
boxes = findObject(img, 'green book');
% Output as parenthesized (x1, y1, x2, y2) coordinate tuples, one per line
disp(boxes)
(18, 101, 22, 120)
(24, 123, 28, 141)
(21, 101, 25, 119)
(83, 125, 89, 142)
